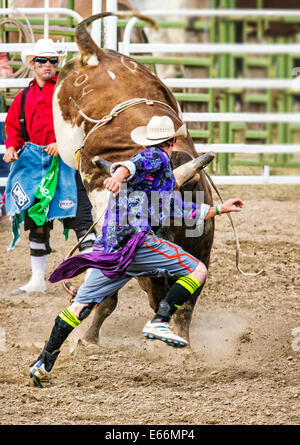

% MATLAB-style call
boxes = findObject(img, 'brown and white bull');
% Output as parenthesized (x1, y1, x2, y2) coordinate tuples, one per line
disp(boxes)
(53, 12, 214, 347)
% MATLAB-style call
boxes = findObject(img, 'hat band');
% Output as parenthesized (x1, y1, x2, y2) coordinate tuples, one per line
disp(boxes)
(147, 136, 173, 141)
(147, 130, 174, 140)
(35, 52, 57, 57)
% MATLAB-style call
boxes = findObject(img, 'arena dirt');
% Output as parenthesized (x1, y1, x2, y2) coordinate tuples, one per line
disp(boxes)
(0, 185, 299, 425)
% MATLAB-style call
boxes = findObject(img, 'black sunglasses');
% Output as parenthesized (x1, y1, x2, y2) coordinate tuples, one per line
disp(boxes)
(34, 56, 58, 65)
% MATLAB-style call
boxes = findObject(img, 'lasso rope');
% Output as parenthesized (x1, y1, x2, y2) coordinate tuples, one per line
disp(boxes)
(69, 96, 177, 147)
(0, 11, 35, 108)
(204, 171, 264, 277)
(0, 11, 35, 80)
(64, 207, 106, 260)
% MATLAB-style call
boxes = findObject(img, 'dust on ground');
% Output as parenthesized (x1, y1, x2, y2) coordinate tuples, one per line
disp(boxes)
(0, 185, 299, 425)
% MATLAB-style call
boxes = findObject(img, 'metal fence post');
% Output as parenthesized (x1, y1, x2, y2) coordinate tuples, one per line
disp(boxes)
(218, 0, 230, 176)
(104, 0, 118, 50)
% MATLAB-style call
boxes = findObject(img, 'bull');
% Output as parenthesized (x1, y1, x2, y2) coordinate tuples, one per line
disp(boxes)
(53, 12, 214, 348)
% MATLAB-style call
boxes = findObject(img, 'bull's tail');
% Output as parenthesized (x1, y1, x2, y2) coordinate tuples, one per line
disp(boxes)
(76, 12, 157, 59)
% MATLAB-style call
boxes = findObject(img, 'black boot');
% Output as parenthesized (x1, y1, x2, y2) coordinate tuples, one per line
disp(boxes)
(152, 300, 173, 323)
(29, 315, 74, 388)
(29, 348, 60, 388)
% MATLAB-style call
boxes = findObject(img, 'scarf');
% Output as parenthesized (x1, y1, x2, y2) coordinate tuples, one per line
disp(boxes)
(7, 156, 69, 250)
(49, 231, 147, 282)
(27, 155, 59, 226)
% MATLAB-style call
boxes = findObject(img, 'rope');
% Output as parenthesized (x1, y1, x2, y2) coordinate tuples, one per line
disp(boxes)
(0, 11, 35, 109)
(69, 96, 177, 147)
(64, 206, 106, 260)
(204, 171, 264, 277)
(0, 13, 35, 80)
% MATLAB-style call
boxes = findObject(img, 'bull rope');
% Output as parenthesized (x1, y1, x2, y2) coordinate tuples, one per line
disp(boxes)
(61, 206, 107, 300)
(204, 171, 264, 277)
(64, 208, 106, 261)
(69, 96, 178, 149)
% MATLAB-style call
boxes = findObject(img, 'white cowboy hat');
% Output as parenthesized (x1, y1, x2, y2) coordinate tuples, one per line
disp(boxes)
(131, 115, 187, 146)
(21, 39, 66, 69)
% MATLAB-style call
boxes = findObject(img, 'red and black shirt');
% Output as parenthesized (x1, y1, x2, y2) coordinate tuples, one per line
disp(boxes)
(5, 74, 58, 149)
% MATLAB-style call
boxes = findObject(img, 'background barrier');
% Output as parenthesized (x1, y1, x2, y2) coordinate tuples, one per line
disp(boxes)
(1, 1, 300, 185)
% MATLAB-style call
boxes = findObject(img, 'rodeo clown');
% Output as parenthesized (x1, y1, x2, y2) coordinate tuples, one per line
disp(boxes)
(3, 39, 96, 296)
(29, 115, 243, 388)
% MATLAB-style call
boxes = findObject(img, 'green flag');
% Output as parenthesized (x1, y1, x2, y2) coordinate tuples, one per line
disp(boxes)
(7, 212, 25, 250)
(27, 155, 60, 226)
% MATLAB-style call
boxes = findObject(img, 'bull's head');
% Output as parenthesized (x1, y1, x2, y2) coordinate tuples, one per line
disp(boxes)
(92, 151, 215, 189)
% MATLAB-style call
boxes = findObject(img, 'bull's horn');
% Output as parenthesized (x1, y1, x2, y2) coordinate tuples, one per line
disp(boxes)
(173, 152, 215, 188)
(92, 156, 112, 175)
(76, 12, 157, 58)
(93, 152, 215, 187)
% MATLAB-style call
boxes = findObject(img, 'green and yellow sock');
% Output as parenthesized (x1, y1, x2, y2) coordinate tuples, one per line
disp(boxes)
(154, 275, 201, 322)
(59, 307, 82, 328)
(43, 307, 81, 354)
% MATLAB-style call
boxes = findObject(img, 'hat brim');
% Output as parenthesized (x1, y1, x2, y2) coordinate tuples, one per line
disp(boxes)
(131, 122, 187, 146)
(21, 48, 66, 70)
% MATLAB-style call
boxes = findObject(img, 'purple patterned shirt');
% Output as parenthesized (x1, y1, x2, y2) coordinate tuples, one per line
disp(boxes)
(93, 146, 210, 253)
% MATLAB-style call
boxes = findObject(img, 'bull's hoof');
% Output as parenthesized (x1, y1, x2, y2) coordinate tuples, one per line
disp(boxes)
(81, 334, 99, 345)
(69, 338, 100, 355)
(83, 343, 101, 355)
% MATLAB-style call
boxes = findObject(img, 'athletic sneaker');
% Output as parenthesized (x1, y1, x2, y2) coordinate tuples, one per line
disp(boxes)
(142, 321, 188, 348)
(29, 360, 51, 388)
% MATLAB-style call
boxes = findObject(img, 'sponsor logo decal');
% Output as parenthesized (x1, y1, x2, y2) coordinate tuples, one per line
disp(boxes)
(59, 200, 75, 209)
(11, 182, 30, 210)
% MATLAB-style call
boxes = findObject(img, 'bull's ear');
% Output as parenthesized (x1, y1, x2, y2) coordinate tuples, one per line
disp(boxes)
(173, 152, 215, 189)
(92, 156, 112, 175)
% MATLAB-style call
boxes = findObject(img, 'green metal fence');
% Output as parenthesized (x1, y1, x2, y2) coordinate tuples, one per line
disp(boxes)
(120, 2, 300, 175)
(1, 0, 300, 176)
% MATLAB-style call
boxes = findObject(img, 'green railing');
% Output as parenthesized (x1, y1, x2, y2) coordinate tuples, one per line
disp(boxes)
(1, 0, 300, 177)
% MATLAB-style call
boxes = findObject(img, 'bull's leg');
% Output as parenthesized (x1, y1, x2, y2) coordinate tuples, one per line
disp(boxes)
(173, 284, 204, 344)
(172, 221, 214, 344)
(82, 292, 118, 344)
(136, 276, 167, 314)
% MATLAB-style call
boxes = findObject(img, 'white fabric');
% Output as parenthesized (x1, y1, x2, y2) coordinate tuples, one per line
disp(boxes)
(15, 242, 48, 293)
(110, 160, 136, 181)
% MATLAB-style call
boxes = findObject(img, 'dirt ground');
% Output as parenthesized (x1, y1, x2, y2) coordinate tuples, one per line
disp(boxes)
(0, 184, 299, 426)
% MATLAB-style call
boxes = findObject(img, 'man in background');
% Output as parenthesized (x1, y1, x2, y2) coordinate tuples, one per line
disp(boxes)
(0, 41, 13, 221)
(3, 39, 96, 295)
